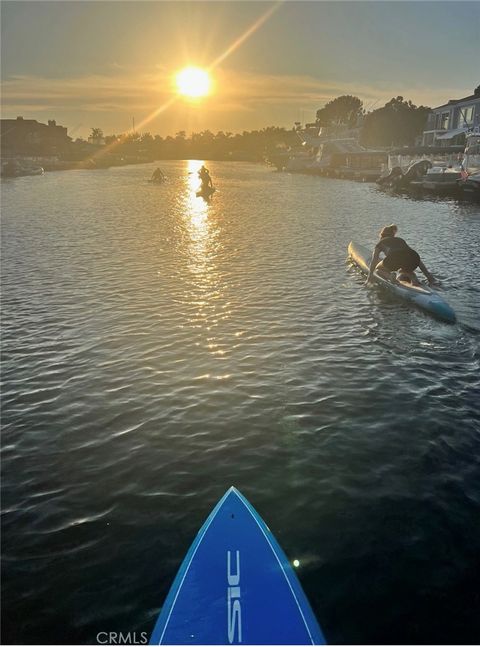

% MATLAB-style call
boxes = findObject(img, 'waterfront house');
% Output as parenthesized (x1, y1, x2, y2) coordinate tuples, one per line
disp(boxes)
(0, 116, 71, 158)
(422, 91, 480, 147)
(88, 133, 106, 147)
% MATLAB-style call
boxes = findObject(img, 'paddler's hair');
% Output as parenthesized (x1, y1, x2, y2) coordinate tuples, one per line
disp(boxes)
(380, 224, 398, 238)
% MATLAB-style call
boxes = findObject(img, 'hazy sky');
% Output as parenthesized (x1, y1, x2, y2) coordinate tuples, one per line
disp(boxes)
(1, 1, 479, 138)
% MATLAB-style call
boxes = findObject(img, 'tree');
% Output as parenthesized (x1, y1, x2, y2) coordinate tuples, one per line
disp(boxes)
(360, 96, 431, 148)
(140, 132, 154, 144)
(90, 127, 104, 139)
(70, 124, 312, 163)
(474, 84, 480, 97)
(104, 134, 119, 145)
(316, 95, 363, 128)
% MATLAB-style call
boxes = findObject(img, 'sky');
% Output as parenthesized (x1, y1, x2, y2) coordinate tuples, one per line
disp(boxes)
(1, 1, 479, 139)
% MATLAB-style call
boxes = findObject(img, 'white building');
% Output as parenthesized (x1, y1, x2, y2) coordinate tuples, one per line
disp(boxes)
(422, 92, 480, 147)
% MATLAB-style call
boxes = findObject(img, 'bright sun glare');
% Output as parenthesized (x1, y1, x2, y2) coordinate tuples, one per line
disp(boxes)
(175, 67, 211, 98)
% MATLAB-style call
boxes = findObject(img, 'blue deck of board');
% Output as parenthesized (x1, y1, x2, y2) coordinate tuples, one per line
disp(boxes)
(150, 487, 326, 645)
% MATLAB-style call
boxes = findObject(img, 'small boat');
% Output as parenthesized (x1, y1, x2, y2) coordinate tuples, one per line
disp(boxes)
(348, 241, 456, 324)
(415, 165, 462, 194)
(458, 172, 480, 200)
(150, 487, 326, 645)
(376, 160, 432, 190)
(458, 129, 480, 200)
(376, 146, 463, 193)
(1, 160, 44, 178)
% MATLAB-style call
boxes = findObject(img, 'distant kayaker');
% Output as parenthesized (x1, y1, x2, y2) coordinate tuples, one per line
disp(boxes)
(151, 167, 165, 182)
(198, 165, 213, 190)
(366, 224, 436, 286)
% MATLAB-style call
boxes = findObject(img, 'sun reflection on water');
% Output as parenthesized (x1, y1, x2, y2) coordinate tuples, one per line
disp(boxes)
(185, 160, 212, 278)
(182, 160, 230, 366)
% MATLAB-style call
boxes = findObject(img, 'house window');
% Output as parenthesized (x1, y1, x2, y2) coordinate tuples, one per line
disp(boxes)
(423, 133, 435, 146)
(459, 105, 474, 127)
(435, 113, 442, 130)
(452, 109, 460, 129)
(440, 112, 450, 130)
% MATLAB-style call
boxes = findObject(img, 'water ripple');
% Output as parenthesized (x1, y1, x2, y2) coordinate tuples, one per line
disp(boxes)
(1, 162, 479, 644)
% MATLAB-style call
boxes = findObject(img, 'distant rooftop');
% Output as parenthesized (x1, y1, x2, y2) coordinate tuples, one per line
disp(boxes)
(433, 93, 480, 110)
(1, 116, 63, 127)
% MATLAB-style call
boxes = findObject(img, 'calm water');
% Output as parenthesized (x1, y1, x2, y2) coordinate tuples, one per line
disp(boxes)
(1, 161, 479, 645)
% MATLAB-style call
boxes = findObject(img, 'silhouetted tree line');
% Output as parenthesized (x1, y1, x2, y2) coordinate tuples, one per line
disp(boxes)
(316, 95, 364, 128)
(359, 96, 431, 147)
(81, 85, 479, 161)
(315, 85, 478, 147)
(76, 126, 299, 162)
(314, 94, 431, 147)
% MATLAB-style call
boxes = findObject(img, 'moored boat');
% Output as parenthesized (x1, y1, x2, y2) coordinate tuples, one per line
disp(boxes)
(415, 165, 462, 195)
(1, 159, 44, 178)
(376, 146, 463, 193)
(457, 128, 480, 200)
(458, 171, 480, 200)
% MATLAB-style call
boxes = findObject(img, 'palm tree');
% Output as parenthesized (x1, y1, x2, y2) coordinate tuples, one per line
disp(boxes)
(90, 128, 104, 139)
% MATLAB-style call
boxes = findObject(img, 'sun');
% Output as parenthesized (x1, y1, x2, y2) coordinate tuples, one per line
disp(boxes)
(175, 67, 211, 98)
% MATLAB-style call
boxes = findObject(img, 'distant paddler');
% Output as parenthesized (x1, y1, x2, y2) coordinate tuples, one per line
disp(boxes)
(198, 165, 213, 191)
(151, 167, 165, 182)
(366, 224, 436, 286)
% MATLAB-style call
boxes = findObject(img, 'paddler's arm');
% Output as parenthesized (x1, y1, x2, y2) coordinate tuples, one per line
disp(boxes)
(418, 260, 436, 285)
(365, 245, 381, 284)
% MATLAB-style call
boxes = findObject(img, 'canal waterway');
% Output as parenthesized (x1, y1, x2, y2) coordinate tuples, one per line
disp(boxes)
(1, 161, 479, 644)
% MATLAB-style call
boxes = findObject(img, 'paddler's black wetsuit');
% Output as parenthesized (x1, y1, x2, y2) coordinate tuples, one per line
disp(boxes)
(375, 236, 420, 272)
(199, 167, 213, 191)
